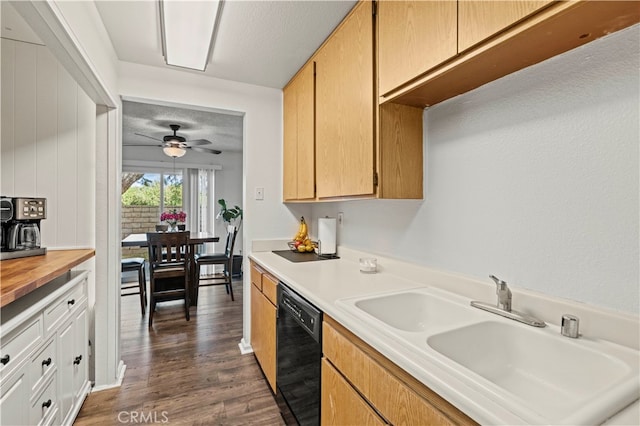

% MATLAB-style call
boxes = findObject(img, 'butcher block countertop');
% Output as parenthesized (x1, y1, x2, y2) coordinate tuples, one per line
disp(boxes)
(0, 249, 95, 307)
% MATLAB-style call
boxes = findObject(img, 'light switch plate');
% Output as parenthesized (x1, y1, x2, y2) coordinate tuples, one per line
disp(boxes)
(255, 187, 264, 200)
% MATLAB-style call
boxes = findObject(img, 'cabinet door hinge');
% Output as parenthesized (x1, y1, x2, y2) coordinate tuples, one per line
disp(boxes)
(373, 171, 379, 187)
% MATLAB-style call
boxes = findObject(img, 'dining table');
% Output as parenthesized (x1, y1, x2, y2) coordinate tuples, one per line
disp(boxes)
(121, 231, 219, 306)
(122, 232, 219, 247)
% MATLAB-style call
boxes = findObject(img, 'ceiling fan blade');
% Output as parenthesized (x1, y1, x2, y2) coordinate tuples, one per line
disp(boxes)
(190, 146, 222, 155)
(123, 143, 163, 147)
(184, 139, 212, 146)
(134, 132, 163, 142)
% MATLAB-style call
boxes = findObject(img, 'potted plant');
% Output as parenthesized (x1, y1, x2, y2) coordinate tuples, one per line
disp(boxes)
(217, 199, 243, 228)
(217, 199, 243, 277)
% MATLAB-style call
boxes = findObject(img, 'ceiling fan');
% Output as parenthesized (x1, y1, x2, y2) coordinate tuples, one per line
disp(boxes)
(126, 124, 222, 157)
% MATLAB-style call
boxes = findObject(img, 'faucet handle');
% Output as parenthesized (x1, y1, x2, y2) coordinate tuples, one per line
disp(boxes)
(490, 275, 512, 312)
(489, 274, 507, 289)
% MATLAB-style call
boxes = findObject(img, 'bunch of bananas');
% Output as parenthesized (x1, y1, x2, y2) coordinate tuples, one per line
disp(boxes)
(292, 217, 316, 252)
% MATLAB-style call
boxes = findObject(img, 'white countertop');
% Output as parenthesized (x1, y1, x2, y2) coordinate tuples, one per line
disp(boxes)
(249, 245, 640, 425)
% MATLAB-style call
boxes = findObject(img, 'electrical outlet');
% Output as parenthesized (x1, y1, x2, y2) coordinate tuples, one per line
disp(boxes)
(338, 212, 344, 226)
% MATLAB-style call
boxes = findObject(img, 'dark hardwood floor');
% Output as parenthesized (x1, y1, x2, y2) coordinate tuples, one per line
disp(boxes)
(75, 278, 284, 425)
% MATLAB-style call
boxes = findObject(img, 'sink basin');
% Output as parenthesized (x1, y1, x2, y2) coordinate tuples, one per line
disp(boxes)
(340, 287, 484, 332)
(336, 287, 640, 424)
(427, 321, 640, 424)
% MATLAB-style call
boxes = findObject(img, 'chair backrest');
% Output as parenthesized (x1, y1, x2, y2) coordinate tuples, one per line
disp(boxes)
(224, 225, 238, 258)
(146, 231, 190, 268)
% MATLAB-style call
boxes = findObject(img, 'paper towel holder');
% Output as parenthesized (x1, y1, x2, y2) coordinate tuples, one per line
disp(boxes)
(317, 216, 340, 259)
(317, 240, 340, 259)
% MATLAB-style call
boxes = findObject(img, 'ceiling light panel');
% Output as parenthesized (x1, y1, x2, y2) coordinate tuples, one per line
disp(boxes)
(161, 0, 221, 71)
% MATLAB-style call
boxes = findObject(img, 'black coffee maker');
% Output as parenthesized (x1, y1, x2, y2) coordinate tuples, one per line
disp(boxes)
(1, 197, 47, 260)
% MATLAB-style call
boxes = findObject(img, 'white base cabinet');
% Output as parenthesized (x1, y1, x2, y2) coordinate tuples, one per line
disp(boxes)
(1, 270, 90, 425)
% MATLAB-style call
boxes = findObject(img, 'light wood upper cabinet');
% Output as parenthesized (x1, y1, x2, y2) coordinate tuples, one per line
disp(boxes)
(458, 0, 554, 52)
(377, 0, 457, 96)
(283, 61, 315, 201)
(315, 0, 375, 199)
(385, 1, 639, 107)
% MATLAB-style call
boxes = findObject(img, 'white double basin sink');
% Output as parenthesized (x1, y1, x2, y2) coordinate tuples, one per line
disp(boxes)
(336, 287, 640, 425)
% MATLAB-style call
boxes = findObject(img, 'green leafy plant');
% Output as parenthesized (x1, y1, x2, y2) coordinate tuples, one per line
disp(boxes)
(217, 199, 243, 227)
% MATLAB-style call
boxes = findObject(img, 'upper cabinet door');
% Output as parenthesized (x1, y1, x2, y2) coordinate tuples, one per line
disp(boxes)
(316, 1, 374, 199)
(377, 0, 457, 96)
(283, 62, 315, 201)
(283, 75, 298, 201)
(458, 0, 554, 52)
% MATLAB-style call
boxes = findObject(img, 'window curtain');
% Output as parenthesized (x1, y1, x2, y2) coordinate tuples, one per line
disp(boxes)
(184, 168, 216, 273)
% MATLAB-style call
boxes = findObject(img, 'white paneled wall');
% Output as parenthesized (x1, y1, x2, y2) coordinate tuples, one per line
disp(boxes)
(1, 38, 96, 249)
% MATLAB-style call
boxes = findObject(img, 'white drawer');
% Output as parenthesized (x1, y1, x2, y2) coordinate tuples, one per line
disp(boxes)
(0, 315, 43, 379)
(30, 374, 57, 426)
(43, 281, 85, 337)
(29, 337, 56, 394)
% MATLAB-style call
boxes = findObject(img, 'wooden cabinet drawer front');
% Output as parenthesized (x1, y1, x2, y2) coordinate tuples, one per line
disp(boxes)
(321, 358, 386, 426)
(261, 274, 278, 306)
(30, 374, 57, 426)
(0, 316, 43, 378)
(29, 337, 56, 394)
(322, 321, 371, 396)
(323, 319, 472, 426)
(368, 359, 454, 426)
(43, 282, 85, 337)
(250, 263, 263, 291)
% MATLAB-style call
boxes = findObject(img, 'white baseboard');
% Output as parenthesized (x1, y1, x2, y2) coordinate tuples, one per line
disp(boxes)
(238, 338, 253, 354)
(91, 360, 126, 392)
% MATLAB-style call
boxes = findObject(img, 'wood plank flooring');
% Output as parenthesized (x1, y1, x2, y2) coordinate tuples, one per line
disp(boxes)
(75, 279, 285, 425)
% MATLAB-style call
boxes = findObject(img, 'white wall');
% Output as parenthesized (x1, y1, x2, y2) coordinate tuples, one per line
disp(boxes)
(213, 151, 244, 253)
(312, 25, 639, 314)
(1, 38, 96, 249)
(7, 0, 123, 389)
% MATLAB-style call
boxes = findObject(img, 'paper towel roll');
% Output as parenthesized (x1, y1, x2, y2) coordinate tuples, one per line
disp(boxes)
(318, 217, 337, 255)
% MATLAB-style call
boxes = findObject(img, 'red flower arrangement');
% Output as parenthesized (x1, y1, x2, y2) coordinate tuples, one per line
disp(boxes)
(160, 210, 186, 225)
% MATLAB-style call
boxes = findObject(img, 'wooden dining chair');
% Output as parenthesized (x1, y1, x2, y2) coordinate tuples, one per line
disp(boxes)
(146, 231, 191, 327)
(194, 225, 238, 303)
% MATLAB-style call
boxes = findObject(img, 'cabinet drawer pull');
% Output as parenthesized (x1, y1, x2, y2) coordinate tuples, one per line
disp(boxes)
(0, 354, 9, 365)
(42, 399, 52, 409)
(42, 357, 52, 367)
(73, 355, 82, 365)
(67, 299, 75, 306)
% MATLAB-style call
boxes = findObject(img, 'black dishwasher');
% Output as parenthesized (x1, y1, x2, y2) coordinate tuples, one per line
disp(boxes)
(276, 282, 323, 425)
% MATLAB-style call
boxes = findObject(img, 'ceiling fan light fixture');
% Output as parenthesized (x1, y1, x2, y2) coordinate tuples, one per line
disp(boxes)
(160, 0, 222, 71)
(163, 145, 187, 158)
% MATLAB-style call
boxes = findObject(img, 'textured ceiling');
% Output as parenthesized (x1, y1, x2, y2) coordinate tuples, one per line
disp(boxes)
(106, 1, 356, 158)
(4, 1, 357, 158)
(95, 0, 357, 89)
(122, 100, 244, 155)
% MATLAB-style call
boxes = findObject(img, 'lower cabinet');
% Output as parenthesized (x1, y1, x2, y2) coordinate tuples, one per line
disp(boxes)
(250, 262, 277, 392)
(322, 316, 476, 426)
(321, 358, 385, 426)
(1, 367, 30, 425)
(0, 271, 90, 426)
(58, 307, 88, 424)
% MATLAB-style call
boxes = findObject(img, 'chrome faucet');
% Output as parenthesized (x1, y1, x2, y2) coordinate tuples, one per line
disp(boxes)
(471, 275, 546, 327)
(490, 274, 512, 311)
